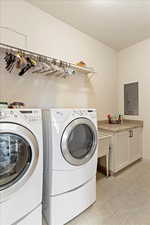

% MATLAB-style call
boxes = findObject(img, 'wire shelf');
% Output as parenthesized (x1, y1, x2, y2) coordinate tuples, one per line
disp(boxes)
(0, 42, 95, 76)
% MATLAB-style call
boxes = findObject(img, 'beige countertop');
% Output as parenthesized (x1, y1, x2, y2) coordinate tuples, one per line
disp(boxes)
(98, 120, 143, 133)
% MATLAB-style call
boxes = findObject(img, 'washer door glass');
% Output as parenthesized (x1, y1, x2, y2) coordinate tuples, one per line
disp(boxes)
(0, 133, 32, 190)
(61, 118, 97, 166)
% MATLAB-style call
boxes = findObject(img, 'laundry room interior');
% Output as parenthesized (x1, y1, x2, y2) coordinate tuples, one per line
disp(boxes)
(0, 0, 150, 225)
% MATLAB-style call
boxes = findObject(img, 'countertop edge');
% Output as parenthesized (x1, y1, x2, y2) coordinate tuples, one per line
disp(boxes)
(98, 120, 143, 133)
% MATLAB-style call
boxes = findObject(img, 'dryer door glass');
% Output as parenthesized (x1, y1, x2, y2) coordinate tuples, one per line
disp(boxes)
(68, 124, 93, 159)
(0, 133, 32, 190)
(61, 118, 97, 166)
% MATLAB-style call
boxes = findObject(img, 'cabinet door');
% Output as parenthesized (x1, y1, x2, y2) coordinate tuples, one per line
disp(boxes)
(129, 128, 142, 163)
(114, 131, 130, 172)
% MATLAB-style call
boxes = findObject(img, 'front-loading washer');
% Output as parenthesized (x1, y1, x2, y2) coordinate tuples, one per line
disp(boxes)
(42, 108, 98, 225)
(0, 109, 43, 225)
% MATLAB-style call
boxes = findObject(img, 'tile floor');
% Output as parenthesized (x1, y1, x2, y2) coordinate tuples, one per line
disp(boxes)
(43, 159, 150, 225)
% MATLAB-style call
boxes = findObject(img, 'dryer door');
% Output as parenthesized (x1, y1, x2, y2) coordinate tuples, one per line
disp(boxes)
(0, 123, 38, 199)
(61, 118, 97, 166)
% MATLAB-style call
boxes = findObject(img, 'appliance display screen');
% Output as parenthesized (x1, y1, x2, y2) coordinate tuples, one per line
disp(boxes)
(20, 111, 33, 114)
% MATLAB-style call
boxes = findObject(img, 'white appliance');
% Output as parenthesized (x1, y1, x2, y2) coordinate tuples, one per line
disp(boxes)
(43, 108, 98, 225)
(0, 109, 43, 225)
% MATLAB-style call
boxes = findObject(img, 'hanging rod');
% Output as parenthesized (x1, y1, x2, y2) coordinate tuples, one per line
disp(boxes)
(0, 42, 64, 63)
(0, 42, 95, 74)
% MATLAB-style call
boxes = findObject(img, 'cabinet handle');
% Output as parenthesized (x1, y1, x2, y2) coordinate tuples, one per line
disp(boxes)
(129, 129, 133, 138)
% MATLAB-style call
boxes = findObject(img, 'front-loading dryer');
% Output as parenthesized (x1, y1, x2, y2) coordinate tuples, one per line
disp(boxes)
(42, 108, 98, 225)
(0, 109, 43, 225)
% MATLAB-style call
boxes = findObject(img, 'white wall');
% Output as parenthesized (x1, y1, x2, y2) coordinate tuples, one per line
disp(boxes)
(0, 0, 117, 120)
(118, 38, 150, 158)
(1, 0, 149, 158)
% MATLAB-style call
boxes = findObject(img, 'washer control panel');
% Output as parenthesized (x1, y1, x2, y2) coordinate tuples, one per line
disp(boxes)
(0, 109, 41, 121)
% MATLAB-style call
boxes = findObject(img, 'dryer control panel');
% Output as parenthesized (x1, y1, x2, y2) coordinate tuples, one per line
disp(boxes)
(50, 109, 97, 122)
(72, 109, 96, 119)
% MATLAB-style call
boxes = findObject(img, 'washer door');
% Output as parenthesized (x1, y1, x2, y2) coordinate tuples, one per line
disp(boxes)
(0, 123, 39, 195)
(61, 118, 97, 166)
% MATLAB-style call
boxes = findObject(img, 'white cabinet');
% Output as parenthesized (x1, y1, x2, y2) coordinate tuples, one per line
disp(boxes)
(129, 128, 142, 163)
(114, 131, 130, 172)
(105, 128, 143, 173)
